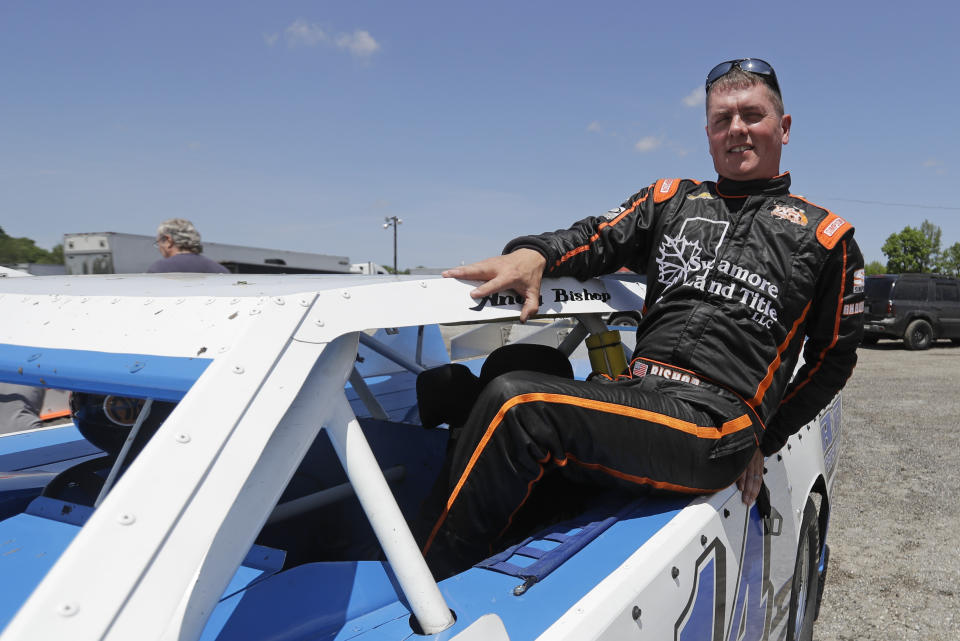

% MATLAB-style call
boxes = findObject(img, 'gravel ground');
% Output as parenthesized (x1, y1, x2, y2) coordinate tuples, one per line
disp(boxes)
(815, 340, 960, 641)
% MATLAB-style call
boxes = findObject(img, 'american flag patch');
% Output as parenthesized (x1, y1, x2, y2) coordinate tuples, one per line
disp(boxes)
(632, 361, 648, 378)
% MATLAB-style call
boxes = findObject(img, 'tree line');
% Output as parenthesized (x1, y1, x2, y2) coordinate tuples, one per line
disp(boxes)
(865, 219, 960, 277)
(0, 227, 63, 264)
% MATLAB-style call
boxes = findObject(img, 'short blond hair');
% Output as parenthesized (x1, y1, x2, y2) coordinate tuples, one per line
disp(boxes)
(706, 67, 784, 118)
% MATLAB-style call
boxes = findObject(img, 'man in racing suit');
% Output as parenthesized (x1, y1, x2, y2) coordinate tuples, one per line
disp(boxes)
(421, 60, 865, 573)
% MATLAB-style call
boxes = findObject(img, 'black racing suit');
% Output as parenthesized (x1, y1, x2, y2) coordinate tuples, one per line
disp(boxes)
(423, 173, 864, 571)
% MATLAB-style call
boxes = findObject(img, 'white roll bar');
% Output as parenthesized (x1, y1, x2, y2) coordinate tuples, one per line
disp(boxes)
(324, 396, 455, 634)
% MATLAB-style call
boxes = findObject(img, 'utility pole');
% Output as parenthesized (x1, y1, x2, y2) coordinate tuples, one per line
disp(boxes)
(383, 216, 402, 274)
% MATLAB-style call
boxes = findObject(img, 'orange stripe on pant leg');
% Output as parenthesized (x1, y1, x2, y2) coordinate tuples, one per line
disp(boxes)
(560, 453, 719, 494)
(423, 393, 530, 554)
(423, 392, 751, 553)
(494, 452, 552, 546)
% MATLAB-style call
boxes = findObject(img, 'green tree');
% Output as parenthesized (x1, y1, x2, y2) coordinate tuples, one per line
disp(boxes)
(919, 220, 942, 270)
(864, 260, 886, 275)
(36, 243, 64, 265)
(882, 227, 926, 273)
(882, 219, 942, 273)
(0, 227, 62, 264)
(939, 242, 960, 278)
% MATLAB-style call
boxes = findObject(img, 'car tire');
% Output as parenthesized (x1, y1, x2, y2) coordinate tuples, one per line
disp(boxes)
(903, 319, 933, 350)
(787, 498, 819, 641)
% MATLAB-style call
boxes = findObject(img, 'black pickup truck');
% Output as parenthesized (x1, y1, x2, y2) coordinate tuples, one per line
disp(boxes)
(862, 273, 960, 349)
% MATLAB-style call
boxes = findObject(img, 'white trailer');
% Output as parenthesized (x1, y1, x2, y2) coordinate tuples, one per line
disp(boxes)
(63, 232, 353, 275)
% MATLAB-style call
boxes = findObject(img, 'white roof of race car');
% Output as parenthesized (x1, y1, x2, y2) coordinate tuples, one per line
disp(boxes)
(0, 273, 645, 360)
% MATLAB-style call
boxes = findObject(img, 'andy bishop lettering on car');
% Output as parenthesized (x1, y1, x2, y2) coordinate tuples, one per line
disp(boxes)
(422, 59, 865, 576)
(468, 287, 612, 312)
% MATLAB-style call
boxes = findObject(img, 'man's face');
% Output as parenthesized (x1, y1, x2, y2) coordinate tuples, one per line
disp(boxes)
(706, 83, 791, 181)
(156, 235, 175, 258)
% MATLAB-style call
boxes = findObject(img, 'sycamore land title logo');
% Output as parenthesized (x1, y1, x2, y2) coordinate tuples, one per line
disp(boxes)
(469, 287, 611, 312)
(655, 217, 781, 329)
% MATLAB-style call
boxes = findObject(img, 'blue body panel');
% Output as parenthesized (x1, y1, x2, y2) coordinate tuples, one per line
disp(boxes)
(200, 562, 406, 641)
(0, 496, 283, 634)
(0, 343, 210, 401)
(193, 498, 688, 641)
(0, 425, 102, 472)
(0, 425, 105, 520)
(0, 424, 87, 457)
(0, 512, 80, 627)
(428, 499, 686, 641)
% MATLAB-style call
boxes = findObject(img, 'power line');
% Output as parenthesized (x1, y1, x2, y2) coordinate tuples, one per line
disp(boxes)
(823, 198, 960, 211)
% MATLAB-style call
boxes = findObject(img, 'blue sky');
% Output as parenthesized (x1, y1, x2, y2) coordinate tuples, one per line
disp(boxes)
(2, 1, 958, 269)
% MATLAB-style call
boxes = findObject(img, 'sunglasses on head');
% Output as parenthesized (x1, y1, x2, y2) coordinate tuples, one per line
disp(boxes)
(705, 58, 781, 97)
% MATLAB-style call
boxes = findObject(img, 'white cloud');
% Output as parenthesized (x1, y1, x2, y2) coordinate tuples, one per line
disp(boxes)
(285, 19, 329, 47)
(634, 136, 662, 153)
(586, 121, 603, 133)
(923, 158, 947, 175)
(682, 86, 704, 108)
(336, 30, 380, 57)
(263, 32, 280, 47)
(276, 19, 380, 59)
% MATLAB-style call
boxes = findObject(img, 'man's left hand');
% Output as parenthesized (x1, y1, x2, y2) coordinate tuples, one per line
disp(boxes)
(736, 449, 765, 505)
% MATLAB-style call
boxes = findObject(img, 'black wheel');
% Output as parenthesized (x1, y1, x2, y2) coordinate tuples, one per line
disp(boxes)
(903, 319, 933, 350)
(787, 498, 820, 641)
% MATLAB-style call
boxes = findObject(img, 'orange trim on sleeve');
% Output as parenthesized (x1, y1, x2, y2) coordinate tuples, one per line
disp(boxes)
(554, 194, 648, 268)
(653, 178, 681, 203)
(815, 213, 851, 250)
(781, 240, 849, 405)
(423, 390, 753, 553)
(748, 302, 811, 408)
(791, 196, 851, 250)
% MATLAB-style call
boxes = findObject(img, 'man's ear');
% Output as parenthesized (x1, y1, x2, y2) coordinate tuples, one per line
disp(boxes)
(780, 114, 792, 145)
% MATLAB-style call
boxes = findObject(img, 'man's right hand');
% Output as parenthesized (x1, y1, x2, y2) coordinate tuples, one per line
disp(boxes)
(442, 249, 547, 322)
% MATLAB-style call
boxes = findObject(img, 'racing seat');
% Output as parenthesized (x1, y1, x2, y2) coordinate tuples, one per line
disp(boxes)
(415, 343, 574, 430)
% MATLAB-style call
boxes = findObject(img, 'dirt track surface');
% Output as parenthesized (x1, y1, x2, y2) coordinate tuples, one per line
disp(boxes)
(815, 340, 960, 641)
